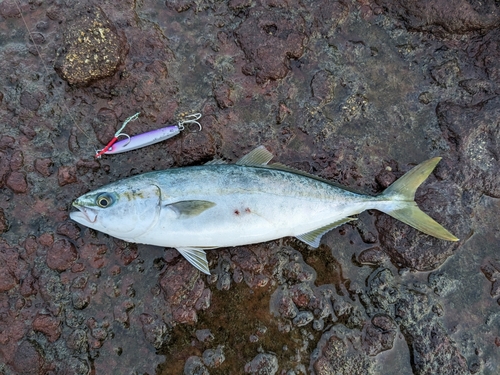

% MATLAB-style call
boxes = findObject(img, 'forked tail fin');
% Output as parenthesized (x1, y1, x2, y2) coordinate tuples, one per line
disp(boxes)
(379, 157, 459, 241)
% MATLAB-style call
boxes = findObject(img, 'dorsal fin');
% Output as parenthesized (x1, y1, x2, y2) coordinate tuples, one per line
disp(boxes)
(236, 146, 274, 166)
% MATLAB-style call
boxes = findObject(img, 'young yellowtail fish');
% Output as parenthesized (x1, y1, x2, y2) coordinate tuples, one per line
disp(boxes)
(70, 146, 458, 274)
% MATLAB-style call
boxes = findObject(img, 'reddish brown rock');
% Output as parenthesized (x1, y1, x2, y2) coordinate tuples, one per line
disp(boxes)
(9, 150, 24, 170)
(236, 6, 306, 83)
(213, 82, 234, 109)
(362, 314, 397, 356)
(93, 108, 118, 144)
(34, 158, 53, 177)
(310, 70, 336, 103)
(160, 260, 206, 324)
(23, 236, 38, 258)
(0, 266, 16, 292)
(6, 171, 28, 193)
(57, 165, 77, 186)
(0, 135, 15, 150)
(80, 243, 108, 269)
(0, 0, 21, 18)
(0, 242, 24, 293)
(56, 221, 81, 240)
(75, 158, 100, 175)
(71, 262, 86, 273)
(114, 244, 138, 266)
(33, 314, 62, 342)
(19, 124, 36, 140)
(12, 340, 44, 375)
(145, 60, 168, 79)
(19, 91, 41, 111)
(38, 233, 54, 247)
(47, 239, 78, 271)
(20, 271, 37, 297)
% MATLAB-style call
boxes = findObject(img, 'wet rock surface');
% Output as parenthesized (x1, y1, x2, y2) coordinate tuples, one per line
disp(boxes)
(1, 0, 500, 374)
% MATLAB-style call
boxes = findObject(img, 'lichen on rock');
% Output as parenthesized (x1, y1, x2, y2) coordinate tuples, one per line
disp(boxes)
(54, 5, 127, 86)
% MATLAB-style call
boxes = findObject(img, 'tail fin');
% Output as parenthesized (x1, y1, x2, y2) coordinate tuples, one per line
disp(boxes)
(379, 157, 459, 241)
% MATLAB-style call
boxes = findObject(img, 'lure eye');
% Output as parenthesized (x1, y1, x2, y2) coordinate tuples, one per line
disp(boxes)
(96, 193, 114, 208)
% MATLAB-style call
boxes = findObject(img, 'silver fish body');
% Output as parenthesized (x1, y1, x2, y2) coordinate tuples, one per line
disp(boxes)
(70, 147, 458, 274)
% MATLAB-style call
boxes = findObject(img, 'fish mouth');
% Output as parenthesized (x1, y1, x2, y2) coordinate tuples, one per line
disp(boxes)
(70, 203, 98, 223)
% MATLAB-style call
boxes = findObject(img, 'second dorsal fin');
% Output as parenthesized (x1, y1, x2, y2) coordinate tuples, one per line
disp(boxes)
(236, 146, 274, 166)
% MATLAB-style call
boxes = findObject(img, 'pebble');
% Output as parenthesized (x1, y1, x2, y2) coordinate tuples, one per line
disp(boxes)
(202, 345, 225, 368)
(184, 356, 209, 375)
(313, 319, 325, 331)
(195, 329, 214, 343)
(32, 313, 61, 342)
(139, 313, 170, 349)
(244, 353, 279, 375)
(194, 288, 212, 310)
(38, 232, 54, 247)
(293, 311, 314, 327)
(56, 221, 81, 240)
(12, 340, 44, 375)
(57, 165, 77, 186)
(6, 171, 28, 193)
(9, 150, 24, 170)
(0, 135, 14, 150)
(34, 158, 53, 177)
(46, 239, 78, 271)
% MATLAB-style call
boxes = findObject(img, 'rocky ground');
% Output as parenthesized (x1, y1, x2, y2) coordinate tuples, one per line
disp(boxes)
(0, 0, 499, 374)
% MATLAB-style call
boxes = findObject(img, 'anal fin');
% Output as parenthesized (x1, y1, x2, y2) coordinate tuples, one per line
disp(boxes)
(296, 217, 357, 247)
(176, 247, 212, 274)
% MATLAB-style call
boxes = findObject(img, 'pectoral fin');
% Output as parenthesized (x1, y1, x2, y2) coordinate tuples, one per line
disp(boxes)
(165, 200, 216, 218)
(176, 247, 211, 274)
(296, 217, 357, 247)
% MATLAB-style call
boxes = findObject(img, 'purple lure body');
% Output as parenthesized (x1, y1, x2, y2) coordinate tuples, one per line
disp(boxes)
(103, 125, 180, 155)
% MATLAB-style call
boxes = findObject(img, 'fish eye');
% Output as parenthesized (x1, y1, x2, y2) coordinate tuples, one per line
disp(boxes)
(96, 193, 113, 208)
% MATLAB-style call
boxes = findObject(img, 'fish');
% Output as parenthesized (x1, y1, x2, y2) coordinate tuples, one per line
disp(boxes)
(70, 146, 459, 274)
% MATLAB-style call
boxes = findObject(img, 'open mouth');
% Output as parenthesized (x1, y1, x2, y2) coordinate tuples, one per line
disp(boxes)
(70, 204, 98, 223)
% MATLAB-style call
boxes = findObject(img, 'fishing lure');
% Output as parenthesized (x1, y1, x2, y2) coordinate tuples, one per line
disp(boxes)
(95, 113, 202, 158)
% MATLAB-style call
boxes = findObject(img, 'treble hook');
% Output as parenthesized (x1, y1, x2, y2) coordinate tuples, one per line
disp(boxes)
(95, 112, 140, 158)
(178, 113, 202, 132)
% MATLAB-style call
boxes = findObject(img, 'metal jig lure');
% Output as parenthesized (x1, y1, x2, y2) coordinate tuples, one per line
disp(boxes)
(95, 113, 202, 158)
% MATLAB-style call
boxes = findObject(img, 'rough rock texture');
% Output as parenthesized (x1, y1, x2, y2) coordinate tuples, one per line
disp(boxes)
(54, 4, 127, 86)
(374, 0, 500, 34)
(1, 0, 500, 374)
(235, 6, 307, 84)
